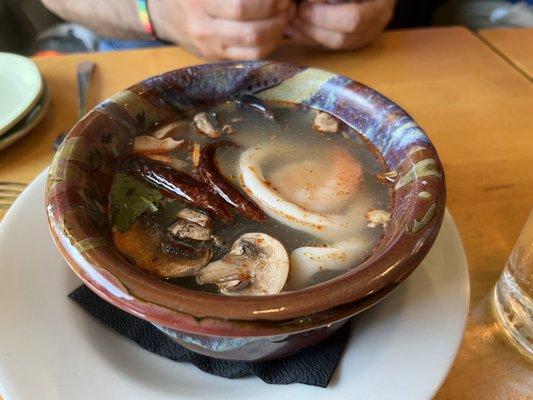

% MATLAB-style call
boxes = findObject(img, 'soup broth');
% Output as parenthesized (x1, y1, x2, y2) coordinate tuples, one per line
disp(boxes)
(109, 99, 391, 295)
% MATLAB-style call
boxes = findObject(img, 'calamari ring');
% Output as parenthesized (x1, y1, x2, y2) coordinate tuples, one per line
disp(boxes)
(239, 143, 368, 243)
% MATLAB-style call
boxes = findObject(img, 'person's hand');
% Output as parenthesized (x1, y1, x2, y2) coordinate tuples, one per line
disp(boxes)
(289, 0, 395, 50)
(150, 0, 293, 60)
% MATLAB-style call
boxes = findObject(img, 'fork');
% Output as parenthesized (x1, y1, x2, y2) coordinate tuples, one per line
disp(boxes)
(0, 181, 27, 210)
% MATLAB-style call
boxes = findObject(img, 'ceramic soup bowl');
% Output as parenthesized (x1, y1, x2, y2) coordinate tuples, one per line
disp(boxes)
(45, 61, 445, 361)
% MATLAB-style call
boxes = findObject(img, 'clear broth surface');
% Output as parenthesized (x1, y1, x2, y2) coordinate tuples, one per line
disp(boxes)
(110, 100, 391, 292)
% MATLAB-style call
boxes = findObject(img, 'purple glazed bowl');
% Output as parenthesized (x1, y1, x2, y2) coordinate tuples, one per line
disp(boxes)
(45, 61, 445, 361)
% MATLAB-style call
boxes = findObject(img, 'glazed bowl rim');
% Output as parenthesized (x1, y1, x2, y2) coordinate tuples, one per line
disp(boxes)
(46, 61, 446, 336)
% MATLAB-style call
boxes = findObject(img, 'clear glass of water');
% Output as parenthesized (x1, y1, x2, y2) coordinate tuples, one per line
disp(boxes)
(492, 209, 533, 361)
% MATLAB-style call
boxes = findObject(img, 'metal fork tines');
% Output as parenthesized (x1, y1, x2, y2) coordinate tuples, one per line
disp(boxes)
(0, 182, 27, 209)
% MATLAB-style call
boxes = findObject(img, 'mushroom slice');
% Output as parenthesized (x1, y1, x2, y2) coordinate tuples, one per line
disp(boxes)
(151, 120, 187, 139)
(365, 209, 391, 228)
(191, 143, 201, 167)
(376, 170, 399, 184)
(313, 111, 339, 134)
(178, 207, 211, 227)
(169, 219, 212, 241)
(221, 124, 235, 135)
(197, 233, 289, 295)
(113, 219, 210, 278)
(133, 135, 184, 155)
(169, 208, 212, 241)
(143, 154, 188, 171)
(193, 112, 220, 138)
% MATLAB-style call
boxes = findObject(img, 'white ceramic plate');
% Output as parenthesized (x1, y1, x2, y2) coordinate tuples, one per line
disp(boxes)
(0, 53, 43, 135)
(0, 171, 469, 400)
(0, 85, 50, 152)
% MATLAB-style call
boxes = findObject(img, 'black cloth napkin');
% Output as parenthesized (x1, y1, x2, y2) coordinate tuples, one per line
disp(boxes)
(69, 285, 350, 387)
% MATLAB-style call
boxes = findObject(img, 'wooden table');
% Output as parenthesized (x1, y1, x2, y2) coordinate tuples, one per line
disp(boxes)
(479, 28, 533, 80)
(1, 27, 532, 399)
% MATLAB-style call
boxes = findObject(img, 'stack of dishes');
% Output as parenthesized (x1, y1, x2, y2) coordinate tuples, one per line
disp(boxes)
(0, 52, 50, 151)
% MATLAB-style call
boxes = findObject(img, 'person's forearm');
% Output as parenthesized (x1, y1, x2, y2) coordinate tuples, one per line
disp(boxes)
(41, 0, 149, 39)
(42, 0, 294, 60)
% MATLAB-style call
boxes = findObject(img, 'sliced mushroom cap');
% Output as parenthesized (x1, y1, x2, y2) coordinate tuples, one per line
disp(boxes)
(193, 112, 220, 138)
(365, 209, 391, 228)
(191, 142, 201, 167)
(113, 218, 210, 279)
(168, 210, 209, 240)
(177, 207, 211, 227)
(151, 120, 188, 139)
(168, 207, 212, 241)
(169, 219, 212, 241)
(313, 111, 339, 134)
(221, 124, 235, 135)
(143, 153, 188, 171)
(133, 135, 184, 155)
(196, 233, 289, 295)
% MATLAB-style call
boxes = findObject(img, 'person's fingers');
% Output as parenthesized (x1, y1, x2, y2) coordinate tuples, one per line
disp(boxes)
(184, 0, 290, 60)
(211, 11, 289, 47)
(222, 42, 279, 60)
(188, 17, 286, 59)
(285, 25, 316, 46)
(291, 17, 379, 49)
(203, 0, 290, 21)
(291, 17, 346, 49)
(298, 0, 393, 34)
(288, 0, 297, 21)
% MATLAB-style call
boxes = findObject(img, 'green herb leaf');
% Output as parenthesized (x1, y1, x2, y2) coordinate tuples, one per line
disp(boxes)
(154, 200, 184, 228)
(110, 173, 163, 232)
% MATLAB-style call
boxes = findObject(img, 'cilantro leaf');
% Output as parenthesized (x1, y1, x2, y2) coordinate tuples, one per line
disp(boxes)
(110, 173, 163, 232)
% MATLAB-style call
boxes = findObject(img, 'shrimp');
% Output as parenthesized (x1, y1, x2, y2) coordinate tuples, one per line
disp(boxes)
(269, 147, 362, 213)
(239, 144, 366, 242)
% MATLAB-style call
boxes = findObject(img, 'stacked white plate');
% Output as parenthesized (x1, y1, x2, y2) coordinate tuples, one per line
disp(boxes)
(0, 52, 50, 151)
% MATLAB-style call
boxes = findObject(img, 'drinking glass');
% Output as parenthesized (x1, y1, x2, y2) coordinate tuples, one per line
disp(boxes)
(492, 209, 533, 361)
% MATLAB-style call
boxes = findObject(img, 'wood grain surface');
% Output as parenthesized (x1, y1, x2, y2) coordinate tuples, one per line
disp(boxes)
(479, 27, 533, 80)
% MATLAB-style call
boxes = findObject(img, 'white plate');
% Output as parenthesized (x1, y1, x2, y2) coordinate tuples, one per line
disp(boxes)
(0, 85, 50, 152)
(0, 171, 469, 400)
(0, 53, 43, 135)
